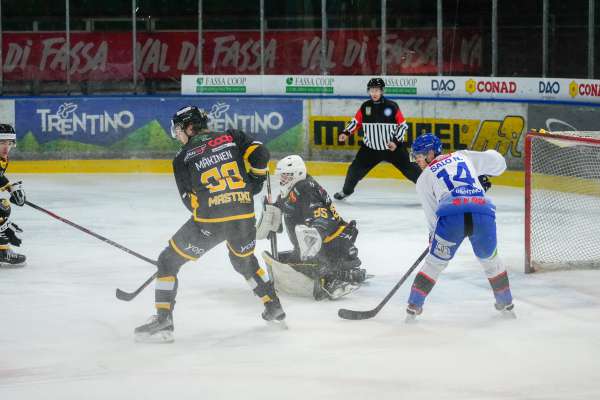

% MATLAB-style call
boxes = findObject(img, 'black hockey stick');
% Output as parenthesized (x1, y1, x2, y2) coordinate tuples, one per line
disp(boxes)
(338, 247, 428, 320)
(115, 272, 157, 301)
(25, 201, 158, 301)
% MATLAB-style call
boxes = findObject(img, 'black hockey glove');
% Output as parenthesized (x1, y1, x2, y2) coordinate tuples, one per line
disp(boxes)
(248, 172, 266, 195)
(0, 222, 23, 246)
(9, 181, 26, 206)
(478, 175, 491, 192)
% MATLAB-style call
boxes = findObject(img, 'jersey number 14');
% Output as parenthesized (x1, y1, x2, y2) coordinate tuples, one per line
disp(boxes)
(436, 161, 475, 190)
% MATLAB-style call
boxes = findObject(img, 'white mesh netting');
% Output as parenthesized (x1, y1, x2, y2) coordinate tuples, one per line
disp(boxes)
(528, 131, 600, 271)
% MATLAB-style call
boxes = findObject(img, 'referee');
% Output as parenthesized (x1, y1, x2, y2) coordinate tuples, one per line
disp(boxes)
(334, 78, 422, 200)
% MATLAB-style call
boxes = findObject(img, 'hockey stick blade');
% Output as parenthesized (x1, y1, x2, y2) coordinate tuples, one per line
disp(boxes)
(337, 247, 428, 321)
(115, 272, 157, 301)
(115, 288, 139, 301)
(338, 308, 378, 320)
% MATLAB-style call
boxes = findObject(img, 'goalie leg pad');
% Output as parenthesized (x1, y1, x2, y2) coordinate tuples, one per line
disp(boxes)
(262, 251, 316, 298)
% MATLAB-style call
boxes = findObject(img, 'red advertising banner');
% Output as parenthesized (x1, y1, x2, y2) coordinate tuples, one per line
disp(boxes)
(2, 30, 481, 81)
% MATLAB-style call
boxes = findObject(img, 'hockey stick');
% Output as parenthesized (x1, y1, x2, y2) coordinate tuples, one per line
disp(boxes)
(265, 171, 279, 260)
(24, 201, 158, 301)
(115, 272, 157, 301)
(337, 247, 428, 320)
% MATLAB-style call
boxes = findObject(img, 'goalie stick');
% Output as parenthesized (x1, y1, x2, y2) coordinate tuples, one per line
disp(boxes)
(337, 247, 428, 320)
(265, 171, 279, 260)
(24, 201, 158, 301)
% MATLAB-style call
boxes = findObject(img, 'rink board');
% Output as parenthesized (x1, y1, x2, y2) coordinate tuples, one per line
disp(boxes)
(8, 159, 526, 188)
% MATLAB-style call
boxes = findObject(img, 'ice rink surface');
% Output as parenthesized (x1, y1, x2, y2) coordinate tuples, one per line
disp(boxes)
(1, 174, 600, 400)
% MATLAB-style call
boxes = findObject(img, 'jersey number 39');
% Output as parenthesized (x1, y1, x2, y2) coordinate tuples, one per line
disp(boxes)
(201, 161, 246, 193)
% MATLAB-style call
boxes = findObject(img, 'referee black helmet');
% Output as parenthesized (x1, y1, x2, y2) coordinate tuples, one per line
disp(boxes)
(367, 78, 385, 91)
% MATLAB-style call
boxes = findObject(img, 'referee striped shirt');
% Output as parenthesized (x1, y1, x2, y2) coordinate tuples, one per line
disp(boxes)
(343, 98, 408, 151)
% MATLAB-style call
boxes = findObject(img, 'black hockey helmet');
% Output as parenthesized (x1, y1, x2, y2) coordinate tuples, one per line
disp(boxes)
(170, 106, 208, 138)
(367, 77, 385, 91)
(0, 124, 16, 142)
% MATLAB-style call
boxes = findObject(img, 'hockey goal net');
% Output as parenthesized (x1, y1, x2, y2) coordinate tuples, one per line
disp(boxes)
(525, 130, 600, 273)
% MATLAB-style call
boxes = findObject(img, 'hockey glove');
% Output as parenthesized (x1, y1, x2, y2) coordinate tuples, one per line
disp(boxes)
(9, 181, 26, 206)
(247, 172, 266, 195)
(0, 222, 23, 246)
(478, 175, 492, 192)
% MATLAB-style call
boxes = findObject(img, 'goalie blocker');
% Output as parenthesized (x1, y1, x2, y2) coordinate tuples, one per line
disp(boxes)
(256, 155, 368, 300)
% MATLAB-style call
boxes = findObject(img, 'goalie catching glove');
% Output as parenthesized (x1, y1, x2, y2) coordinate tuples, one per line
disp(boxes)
(256, 203, 282, 240)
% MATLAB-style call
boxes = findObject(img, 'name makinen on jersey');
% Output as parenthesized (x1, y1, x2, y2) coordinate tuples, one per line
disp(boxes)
(193, 150, 233, 171)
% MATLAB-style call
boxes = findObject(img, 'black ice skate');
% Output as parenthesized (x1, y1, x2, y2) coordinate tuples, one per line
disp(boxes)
(495, 302, 516, 319)
(262, 297, 287, 329)
(338, 268, 368, 284)
(322, 278, 359, 300)
(405, 303, 423, 323)
(333, 191, 351, 200)
(0, 248, 26, 268)
(262, 297, 286, 321)
(134, 312, 174, 343)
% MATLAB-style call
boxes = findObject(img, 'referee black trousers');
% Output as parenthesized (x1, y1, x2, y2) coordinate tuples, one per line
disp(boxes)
(341, 145, 422, 195)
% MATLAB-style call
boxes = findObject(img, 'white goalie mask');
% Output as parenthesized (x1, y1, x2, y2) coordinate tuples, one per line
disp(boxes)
(276, 155, 307, 197)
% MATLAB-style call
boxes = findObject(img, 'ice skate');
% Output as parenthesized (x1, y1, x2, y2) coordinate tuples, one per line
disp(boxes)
(338, 268, 368, 284)
(333, 191, 351, 200)
(134, 312, 174, 343)
(495, 302, 516, 319)
(405, 303, 423, 323)
(322, 278, 359, 300)
(262, 297, 287, 329)
(0, 248, 26, 268)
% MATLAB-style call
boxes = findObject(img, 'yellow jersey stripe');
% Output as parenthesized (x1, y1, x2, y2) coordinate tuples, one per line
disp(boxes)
(157, 276, 176, 282)
(194, 212, 255, 223)
(169, 239, 199, 261)
(323, 225, 346, 244)
(249, 166, 268, 176)
(155, 303, 171, 310)
(243, 144, 259, 161)
(226, 241, 255, 258)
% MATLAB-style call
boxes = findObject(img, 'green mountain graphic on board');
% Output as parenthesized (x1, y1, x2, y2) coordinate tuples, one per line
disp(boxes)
(17, 120, 179, 153)
(109, 120, 180, 152)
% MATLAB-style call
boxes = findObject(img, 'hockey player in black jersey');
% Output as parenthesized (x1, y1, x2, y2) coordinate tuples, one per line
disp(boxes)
(334, 77, 421, 200)
(256, 155, 367, 300)
(134, 106, 286, 343)
(0, 124, 26, 268)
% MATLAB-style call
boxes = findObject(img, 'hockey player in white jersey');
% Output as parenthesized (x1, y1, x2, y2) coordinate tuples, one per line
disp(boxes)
(406, 133, 514, 320)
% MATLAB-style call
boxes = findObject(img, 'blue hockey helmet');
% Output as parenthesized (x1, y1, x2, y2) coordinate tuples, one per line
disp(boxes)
(411, 133, 442, 159)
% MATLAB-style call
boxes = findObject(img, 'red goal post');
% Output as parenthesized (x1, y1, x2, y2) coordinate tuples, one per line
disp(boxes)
(524, 129, 600, 273)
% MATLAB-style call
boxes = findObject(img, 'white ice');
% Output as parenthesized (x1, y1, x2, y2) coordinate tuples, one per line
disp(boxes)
(1, 174, 600, 400)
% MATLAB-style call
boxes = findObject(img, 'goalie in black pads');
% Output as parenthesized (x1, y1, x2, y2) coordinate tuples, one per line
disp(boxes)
(257, 155, 367, 300)
(0, 124, 26, 268)
(134, 106, 286, 343)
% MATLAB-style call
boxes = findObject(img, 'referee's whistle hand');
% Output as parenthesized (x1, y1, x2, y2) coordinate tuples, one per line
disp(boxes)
(387, 142, 397, 151)
(338, 133, 348, 143)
